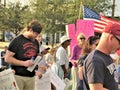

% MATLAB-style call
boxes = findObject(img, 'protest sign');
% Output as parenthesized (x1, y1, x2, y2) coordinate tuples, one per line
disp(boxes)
(66, 20, 94, 55)
(35, 69, 51, 90)
(27, 56, 42, 72)
(35, 68, 66, 90)
(76, 19, 94, 38)
(0, 69, 19, 90)
(50, 68, 66, 90)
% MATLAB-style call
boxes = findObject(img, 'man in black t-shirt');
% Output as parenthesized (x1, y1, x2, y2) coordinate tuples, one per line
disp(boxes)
(5, 20, 42, 90)
(83, 23, 120, 90)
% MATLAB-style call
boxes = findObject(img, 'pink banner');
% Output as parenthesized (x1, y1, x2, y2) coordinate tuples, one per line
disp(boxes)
(66, 20, 94, 56)
(76, 19, 94, 39)
(66, 24, 77, 56)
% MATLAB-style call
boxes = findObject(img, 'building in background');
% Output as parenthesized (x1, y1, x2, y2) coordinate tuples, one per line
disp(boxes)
(0, 31, 3, 41)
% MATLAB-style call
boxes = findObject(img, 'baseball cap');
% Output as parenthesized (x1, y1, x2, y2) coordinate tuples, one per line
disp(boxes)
(60, 35, 71, 44)
(104, 23, 120, 36)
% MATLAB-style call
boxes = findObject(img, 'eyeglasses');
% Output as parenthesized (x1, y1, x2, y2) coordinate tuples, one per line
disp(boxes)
(80, 37, 85, 40)
(114, 35, 120, 44)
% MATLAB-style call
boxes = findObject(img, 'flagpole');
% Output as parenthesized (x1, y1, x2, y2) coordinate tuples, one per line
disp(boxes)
(4, 0, 6, 7)
(112, 0, 115, 17)
(78, 2, 83, 19)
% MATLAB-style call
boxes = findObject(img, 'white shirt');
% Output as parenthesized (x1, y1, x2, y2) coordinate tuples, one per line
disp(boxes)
(45, 53, 54, 64)
(37, 56, 46, 74)
(56, 46, 69, 70)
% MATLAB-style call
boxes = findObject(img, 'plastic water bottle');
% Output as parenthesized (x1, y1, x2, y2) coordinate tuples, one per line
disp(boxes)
(30, 56, 34, 62)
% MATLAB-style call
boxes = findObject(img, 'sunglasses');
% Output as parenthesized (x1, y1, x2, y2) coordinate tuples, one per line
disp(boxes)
(114, 35, 120, 44)
(94, 43, 98, 46)
(80, 37, 85, 40)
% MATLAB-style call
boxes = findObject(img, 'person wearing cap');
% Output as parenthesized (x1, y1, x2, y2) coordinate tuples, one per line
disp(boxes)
(83, 23, 120, 90)
(5, 20, 42, 90)
(55, 35, 71, 79)
(70, 33, 86, 90)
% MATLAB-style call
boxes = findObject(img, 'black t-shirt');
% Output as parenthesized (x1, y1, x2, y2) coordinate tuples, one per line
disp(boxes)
(8, 34, 39, 77)
(83, 49, 118, 90)
(78, 54, 88, 67)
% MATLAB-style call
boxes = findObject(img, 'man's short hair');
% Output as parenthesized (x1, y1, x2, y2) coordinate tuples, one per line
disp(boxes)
(27, 20, 42, 34)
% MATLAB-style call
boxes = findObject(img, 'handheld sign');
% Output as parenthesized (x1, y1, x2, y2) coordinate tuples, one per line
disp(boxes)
(27, 56, 42, 72)
(0, 69, 19, 90)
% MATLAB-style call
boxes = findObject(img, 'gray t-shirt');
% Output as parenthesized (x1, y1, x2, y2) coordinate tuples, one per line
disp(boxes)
(83, 49, 118, 90)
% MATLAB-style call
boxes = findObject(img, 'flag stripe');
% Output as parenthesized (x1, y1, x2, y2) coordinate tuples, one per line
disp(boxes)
(83, 6, 106, 32)
(84, 17, 107, 32)
(83, 6, 120, 33)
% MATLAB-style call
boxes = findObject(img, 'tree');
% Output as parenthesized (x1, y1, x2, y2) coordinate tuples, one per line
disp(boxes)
(30, 0, 113, 46)
(0, 0, 114, 43)
(0, 1, 32, 41)
(4, 2, 30, 35)
(0, 0, 7, 31)
(32, 0, 69, 46)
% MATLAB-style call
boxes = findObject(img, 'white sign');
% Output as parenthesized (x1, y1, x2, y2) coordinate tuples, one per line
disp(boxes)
(35, 68, 66, 90)
(0, 69, 19, 90)
(50, 69, 66, 90)
(27, 56, 42, 72)
(35, 69, 51, 90)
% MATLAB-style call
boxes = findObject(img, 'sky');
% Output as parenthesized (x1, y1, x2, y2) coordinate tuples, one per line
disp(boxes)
(1, 0, 120, 16)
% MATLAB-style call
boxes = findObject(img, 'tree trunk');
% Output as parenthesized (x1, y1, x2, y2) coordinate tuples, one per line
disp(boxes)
(51, 33, 55, 47)
(112, 0, 115, 17)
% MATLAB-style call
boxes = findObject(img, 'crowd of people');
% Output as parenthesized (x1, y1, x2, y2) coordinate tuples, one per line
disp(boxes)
(0, 20, 120, 90)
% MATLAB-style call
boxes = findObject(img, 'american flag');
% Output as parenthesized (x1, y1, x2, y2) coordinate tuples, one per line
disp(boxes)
(83, 6, 120, 33)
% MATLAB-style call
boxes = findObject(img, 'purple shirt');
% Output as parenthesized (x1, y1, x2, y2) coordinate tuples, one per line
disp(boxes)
(70, 45, 82, 67)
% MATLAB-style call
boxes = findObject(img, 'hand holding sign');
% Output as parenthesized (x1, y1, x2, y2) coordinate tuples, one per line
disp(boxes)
(27, 56, 42, 72)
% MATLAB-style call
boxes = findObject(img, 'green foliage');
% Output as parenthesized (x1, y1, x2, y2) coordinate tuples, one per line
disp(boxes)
(29, 0, 114, 45)
(0, 1, 6, 30)
(31, 0, 113, 33)
(82, 0, 112, 15)
(0, 1, 30, 36)
(32, 0, 66, 33)
(0, 0, 116, 44)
